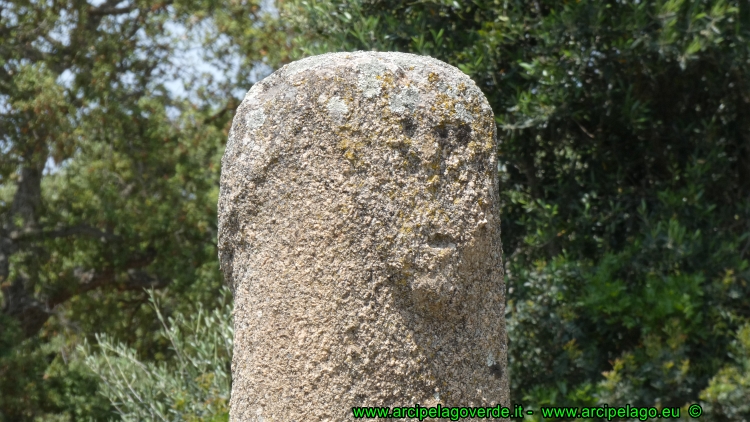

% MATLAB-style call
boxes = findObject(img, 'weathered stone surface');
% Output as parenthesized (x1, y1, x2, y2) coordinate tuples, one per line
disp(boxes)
(218, 51, 507, 421)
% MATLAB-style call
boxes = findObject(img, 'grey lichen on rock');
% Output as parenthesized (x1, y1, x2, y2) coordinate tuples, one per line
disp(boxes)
(218, 51, 508, 421)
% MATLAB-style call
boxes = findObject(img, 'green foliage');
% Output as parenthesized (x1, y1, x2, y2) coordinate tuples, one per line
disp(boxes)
(0, 326, 113, 421)
(700, 324, 750, 421)
(0, 0, 291, 418)
(283, 0, 750, 417)
(5, 0, 750, 419)
(81, 289, 232, 422)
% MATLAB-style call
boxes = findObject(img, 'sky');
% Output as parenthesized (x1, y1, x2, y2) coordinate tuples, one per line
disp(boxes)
(27, 0, 279, 174)
(162, 0, 278, 106)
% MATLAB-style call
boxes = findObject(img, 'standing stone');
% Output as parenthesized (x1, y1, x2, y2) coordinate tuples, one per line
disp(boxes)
(218, 51, 508, 421)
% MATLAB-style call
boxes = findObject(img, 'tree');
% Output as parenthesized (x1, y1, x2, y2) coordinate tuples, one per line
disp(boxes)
(284, 0, 750, 416)
(0, 0, 292, 418)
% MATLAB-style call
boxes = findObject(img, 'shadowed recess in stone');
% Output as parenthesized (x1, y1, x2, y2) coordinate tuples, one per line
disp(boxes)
(218, 51, 508, 422)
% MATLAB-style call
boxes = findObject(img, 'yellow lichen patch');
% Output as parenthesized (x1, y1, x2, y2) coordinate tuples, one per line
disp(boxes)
(467, 102, 483, 118)
(434, 92, 460, 121)
(428, 72, 440, 83)
(399, 222, 415, 237)
(426, 174, 440, 190)
(338, 137, 366, 165)
(467, 141, 480, 153)
(338, 137, 355, 151)
(379, 73, 396, 91)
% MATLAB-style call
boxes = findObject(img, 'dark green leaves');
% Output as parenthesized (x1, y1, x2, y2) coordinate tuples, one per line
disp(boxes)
(285, 0, 750, 416)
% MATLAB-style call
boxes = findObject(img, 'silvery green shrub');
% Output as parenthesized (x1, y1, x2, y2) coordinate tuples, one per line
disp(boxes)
(80, 290, 232, 422)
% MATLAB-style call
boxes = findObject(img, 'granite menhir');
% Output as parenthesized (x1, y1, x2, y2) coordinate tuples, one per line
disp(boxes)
(218, 51, 508, 421)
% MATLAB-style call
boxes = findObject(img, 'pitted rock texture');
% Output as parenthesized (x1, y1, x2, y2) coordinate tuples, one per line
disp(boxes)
(218, 51, 508, 421)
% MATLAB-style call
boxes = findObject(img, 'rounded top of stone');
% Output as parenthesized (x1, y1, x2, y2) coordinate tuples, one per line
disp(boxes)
(281, 51, 456, 75)
(240, 51, 490, 119)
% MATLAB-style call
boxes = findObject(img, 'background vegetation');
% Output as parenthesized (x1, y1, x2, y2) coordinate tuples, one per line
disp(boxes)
(1, 0, 749, 420)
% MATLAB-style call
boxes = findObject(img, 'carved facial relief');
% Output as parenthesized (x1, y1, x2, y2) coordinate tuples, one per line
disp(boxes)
(336, 60, 498, 317)
(372, 131, 495, 316)
(220, 52, 499, 316)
